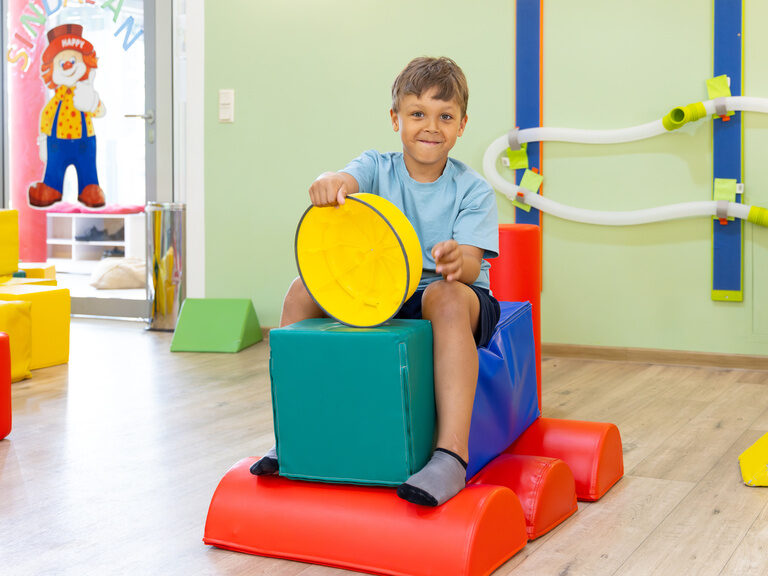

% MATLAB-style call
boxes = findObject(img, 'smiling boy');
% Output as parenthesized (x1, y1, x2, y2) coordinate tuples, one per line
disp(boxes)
(253, 56, 500, 507)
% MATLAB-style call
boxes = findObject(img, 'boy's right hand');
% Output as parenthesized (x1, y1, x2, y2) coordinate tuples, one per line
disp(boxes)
(309, 172, 357, 207)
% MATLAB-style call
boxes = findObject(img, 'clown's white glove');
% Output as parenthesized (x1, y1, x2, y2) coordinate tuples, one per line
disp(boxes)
(73, 74, 101, 113)
(37, 133, 47, 164)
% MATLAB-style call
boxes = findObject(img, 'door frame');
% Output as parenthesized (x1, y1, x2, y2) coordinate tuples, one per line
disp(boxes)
(178, 0, 204, 299)
(69, 0, 173, 318)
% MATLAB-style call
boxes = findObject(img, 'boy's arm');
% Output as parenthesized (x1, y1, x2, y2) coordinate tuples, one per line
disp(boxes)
(432, 240, 483, 284)
(309, 172, 359, 206)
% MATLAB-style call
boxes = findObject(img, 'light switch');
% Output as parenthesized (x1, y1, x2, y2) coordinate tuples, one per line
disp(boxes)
(219, 89, 235, 123)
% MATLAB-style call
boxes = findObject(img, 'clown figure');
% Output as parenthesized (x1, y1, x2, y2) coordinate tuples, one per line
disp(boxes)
(28, 24, 106, 209)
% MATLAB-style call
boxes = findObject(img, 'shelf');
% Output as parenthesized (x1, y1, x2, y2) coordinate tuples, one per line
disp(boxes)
(46, 212, 145, 274)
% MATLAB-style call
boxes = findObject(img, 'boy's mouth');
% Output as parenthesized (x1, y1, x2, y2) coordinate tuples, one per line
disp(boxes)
(417, 139, 442, 146)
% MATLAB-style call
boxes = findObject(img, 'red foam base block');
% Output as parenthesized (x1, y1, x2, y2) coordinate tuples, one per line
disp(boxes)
(204, 458, 529, 576)
(507, 417, 624, 501)
(470, 453, 577, 539)
(0, 333, 11, 440)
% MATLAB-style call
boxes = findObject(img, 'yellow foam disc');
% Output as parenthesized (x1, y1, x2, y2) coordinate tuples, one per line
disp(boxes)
(295, 193, 422, 327)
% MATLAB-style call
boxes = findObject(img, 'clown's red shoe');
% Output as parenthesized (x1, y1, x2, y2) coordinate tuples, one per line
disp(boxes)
(28, 182, 62, 208)
(79, 185, 105, 208)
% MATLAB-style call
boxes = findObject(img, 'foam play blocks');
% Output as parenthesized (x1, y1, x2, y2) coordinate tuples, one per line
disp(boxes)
(507, 417, 624, 501)
(468, 301, 540, 478)
(270, 319, 434, 485)
(469, 453, 577, 539)
(204, 224, 625, 571)
(0, 332, 11, 440)
(490, 224, 543, 403)
(0, 301, 32, 382)
(203, 458, 529, 576)
(1, 278, 57, 288)
(0, 210, 19, 279)
(0, 285, 70, 370)
(739, 432, 768, 486)
(170, 298, 262, 353)
(17, 262, 56, 280)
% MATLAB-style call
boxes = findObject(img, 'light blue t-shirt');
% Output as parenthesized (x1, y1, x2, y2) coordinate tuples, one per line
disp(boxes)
(341, 150, 499, 290)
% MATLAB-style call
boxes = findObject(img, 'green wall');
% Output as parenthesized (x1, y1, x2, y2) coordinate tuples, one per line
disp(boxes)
(205, 0, 768, 356)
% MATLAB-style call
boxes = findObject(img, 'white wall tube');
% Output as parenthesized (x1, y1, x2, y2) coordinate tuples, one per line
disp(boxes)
(720, 96, 768, 114)
(511, 96, 768, 146)
(482, 134, 763, 227)
(518, 120, 666, 146)
(520, 193, 751, 226)
(483, 134, 521, 202)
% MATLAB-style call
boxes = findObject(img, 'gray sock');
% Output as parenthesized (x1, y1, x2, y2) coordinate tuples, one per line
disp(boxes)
(249, 445, 278, 475)
(396, 448, 467, 506)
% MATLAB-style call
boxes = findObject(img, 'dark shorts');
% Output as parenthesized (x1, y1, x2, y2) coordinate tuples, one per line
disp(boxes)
(394, 284, 501, 348)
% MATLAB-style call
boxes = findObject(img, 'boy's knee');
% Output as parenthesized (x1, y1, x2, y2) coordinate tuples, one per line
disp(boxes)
(422, 281, 474, 319)
(281, 277, 324, 326)
(284, 278, 314, 308)
(286, 276, 308, 296)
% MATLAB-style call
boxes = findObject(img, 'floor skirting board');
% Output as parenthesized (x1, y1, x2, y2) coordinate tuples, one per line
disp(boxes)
(542, 343, 768, 371)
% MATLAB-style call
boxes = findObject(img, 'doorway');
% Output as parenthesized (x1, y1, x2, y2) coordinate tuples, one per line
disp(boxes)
(2, 0, 173, 318)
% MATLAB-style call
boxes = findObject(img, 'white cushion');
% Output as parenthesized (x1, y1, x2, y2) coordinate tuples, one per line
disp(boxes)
(89, 258, 146, 290)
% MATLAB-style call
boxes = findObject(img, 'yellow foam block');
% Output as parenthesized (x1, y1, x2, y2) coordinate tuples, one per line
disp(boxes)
(0, 278, 58, 287)
(739, 432, 768, 487)
(0, 285, 70, 370)
(0, 301, 32, 382)
(18, 262, 56, 280)
(0, 210, 19, 277)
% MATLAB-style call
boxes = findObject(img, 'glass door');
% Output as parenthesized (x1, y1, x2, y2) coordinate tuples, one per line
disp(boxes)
(3, 0, 169, 318)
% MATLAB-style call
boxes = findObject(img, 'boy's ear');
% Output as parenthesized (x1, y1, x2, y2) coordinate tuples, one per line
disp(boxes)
(458, 114, 468, 136)
(390, 109, 399, 132)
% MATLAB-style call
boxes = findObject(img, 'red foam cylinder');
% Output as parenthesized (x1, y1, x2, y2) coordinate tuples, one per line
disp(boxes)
(507, 418, 624, 501)
(489, 224, 542, 408)
(204, 458, 529, 576)
(470, 453, 577, 539)
(0, 332, 11, 440)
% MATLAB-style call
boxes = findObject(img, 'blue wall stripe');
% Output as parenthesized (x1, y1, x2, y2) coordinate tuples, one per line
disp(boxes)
(712, 0, 743, 295)
(515, 0, 542, 225)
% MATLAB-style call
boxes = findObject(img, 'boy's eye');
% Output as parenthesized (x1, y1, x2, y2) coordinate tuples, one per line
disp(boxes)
(441, 114, 453, 121)
(411, 111, 424, 118)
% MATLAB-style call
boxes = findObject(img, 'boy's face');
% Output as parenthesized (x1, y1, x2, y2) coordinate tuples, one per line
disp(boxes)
(390, 87, 467, 181)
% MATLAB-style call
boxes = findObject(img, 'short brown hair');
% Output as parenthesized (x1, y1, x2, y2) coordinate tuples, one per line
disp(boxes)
(391, 56, 469, 118)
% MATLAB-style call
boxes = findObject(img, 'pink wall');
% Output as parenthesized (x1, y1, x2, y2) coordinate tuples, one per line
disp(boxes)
(8, 0, 49, 262)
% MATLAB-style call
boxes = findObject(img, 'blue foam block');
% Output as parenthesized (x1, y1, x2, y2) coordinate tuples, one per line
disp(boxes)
(467, 301, 540, 479)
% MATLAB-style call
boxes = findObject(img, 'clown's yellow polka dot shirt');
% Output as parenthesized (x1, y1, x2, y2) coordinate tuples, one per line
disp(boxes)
(40, 86, 96, 139)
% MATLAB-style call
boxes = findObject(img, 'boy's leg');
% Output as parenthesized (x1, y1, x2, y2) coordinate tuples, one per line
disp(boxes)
(397, 281, 480, 505)
(250, 277, 325, 476)
(279, 277, 326, 327)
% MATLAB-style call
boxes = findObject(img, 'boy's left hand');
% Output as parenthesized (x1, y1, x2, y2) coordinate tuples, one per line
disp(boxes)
(432, 240, 463, 282)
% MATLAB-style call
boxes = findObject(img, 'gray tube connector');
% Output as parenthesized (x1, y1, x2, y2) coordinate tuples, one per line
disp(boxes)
(507, 128, 521, 151)
(714, 97, 728, 117)
(716, 200, 730, 220)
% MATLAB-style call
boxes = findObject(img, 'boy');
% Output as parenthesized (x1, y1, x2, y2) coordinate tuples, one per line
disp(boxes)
(252, 56, 500, 507)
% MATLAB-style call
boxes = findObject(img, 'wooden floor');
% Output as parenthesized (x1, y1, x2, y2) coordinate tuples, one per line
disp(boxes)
(2, 318, 767, 576)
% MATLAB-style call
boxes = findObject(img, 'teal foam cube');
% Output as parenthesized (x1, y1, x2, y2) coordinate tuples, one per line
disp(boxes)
(270, 319, 434, 486)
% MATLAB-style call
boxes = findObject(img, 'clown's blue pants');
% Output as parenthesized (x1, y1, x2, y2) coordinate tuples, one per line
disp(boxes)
(43, 134, 99, 195)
